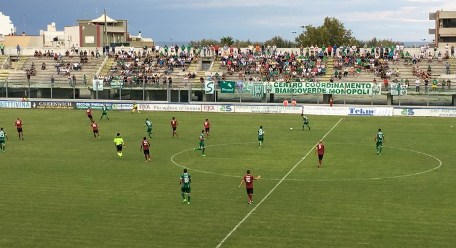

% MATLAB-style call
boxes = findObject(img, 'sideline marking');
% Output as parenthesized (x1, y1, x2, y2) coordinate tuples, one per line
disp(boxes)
(171, 144, 442, 182)
(214, 117, 344, 248)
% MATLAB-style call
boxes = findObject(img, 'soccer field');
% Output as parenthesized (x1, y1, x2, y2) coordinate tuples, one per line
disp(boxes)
(0, 109, 455, 247)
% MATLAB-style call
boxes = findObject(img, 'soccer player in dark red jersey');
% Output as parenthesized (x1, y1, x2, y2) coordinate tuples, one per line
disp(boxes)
(239, 170, 261, 204)
(315, 140, 325, 168)
(170, 117, 178, 138)
(140, 137, 151, 162)
(91, 120, 100, 139)
(86, 107, 94, 122)
(14, 118, 24, 140)
(203, 118, 211, 137)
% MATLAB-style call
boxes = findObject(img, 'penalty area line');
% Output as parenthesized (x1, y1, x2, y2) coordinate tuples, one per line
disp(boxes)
(215, 117, 344, 248)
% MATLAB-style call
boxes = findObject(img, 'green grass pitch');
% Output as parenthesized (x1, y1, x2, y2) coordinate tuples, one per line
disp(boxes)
(0, 108, 455, 247)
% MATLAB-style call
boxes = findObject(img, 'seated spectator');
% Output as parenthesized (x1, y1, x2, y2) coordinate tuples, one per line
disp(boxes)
(41, 62, 46, 70)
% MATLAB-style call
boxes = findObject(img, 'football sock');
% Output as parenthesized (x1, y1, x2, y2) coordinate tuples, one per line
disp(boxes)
(202, 148, 205, 155)
(187, 196, 190, 202)
(181, 192, 185, 199)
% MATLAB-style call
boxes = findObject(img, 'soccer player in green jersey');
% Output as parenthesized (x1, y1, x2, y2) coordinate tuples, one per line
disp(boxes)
(193, 130, 206, 156)
(375, 128, 385, 155)
(145, 118, 153, 138)
(180, 168, 191, 204)
(114, 133, 125, 158)
(100, 104, 110, 120)
(258, 126, 264, 148)
(301, 114, 310, 130)
(0, 128, 7, 152)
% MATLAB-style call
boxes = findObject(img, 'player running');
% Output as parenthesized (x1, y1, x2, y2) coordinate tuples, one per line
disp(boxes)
(145, 118, 153, 138)
(315, 140, 325, 168)
(14, 118, 24, 140)
(258, 126, 264, 148)
(91, 120, 100, 139)
(131, 102, 140, 113)
(239, 169, 261, 204)
(171, 117, 178, 138)
(113, 133, 125, 158)
(193, 130, 206, 156)
(0, 128, 8, 152)
(375, 128, 386, 155)
(301, 114, 310, 130)
(140, 137, 151, 162)
(203, 118, 211, 137)
(100, 104, 110, 120)
(180, 168, 192, 204)
(86, 107, 94, 122)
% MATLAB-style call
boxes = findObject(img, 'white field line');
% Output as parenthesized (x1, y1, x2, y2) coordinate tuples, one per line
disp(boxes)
(215, 117, 344, 248)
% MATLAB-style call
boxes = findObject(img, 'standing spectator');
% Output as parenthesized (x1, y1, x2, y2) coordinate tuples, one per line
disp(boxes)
(315, 140, 325, 168)
(444, 61, 450, 75)
(239, 169, 261, 204)
(451, 45, 455, 58)
(415, 78, 420, 93)
(16, 44, 21, 55)
(0, 43, 4, 55)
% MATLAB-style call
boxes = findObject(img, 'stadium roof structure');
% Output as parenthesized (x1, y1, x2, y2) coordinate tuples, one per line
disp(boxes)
(90, 14, 117, 24)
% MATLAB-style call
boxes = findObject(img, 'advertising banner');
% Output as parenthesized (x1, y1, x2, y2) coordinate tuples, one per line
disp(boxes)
(235, 105, 302, 114)
(270, 82, 381, 95)
(111, 103, 133, 110)
(110, 80, 123, 89)
(201, 104, 234, 112)
(140, 104, 202, 112)
(219, 81, 236, 93)
(0, 101, 31, 109)
(31, 101, 74, 109)
(348, 107, 393, 116)
(205, 81, 215, 94)
(390, 83, 408, 96)
(394, 107, 456, 117)
(92, 79, 104, 91)
(75, 102, 112, 110)
(241, 82, 270, 97)
(303, 106, 349, 116)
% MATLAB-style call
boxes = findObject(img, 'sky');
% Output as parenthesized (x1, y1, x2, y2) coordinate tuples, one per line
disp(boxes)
(2, 0, 456, 44)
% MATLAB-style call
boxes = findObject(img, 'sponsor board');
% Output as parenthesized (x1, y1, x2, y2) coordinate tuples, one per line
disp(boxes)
(394, 108, 456, 117)
(31, 101, 74, 109)
(111, 103, 133, 110)
(205, 81, 215, 94)
(348, 107, 393, 116)
(0, 101, 31, 109)
(219, 81, 236, 93)
(202, 104, 234, 112)
(140, 104, 202, 112)
(75, 102, 112, 110)
(235, 105, 302, 114)
(271, 82, 381, 95)
(92, 79, 104, 91)
(303, 106, 349, 116)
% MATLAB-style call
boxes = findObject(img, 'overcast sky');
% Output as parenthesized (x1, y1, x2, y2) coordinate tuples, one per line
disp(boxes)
(2, 0, 456, 43)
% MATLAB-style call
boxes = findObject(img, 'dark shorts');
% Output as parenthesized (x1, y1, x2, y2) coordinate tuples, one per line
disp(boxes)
(205, 128, 210, 132)
(246, 188, 253, 195)
(143, 149, 149, 155)
(116, 144, 123, 152)
(88, 115, 93, 119)
(93, 130, 98, 134)
(181, 186, 191, 193)
(17, 128, 23, 133)
(318, 154, 324, 160)
(172, 127, 177, 131)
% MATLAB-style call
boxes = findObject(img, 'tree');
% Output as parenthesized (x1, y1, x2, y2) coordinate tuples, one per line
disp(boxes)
(297, 17, 359, 48)
(220, 36, 235, 46)
(264, 36, 294, 48)
(362, 37, 398, 48)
